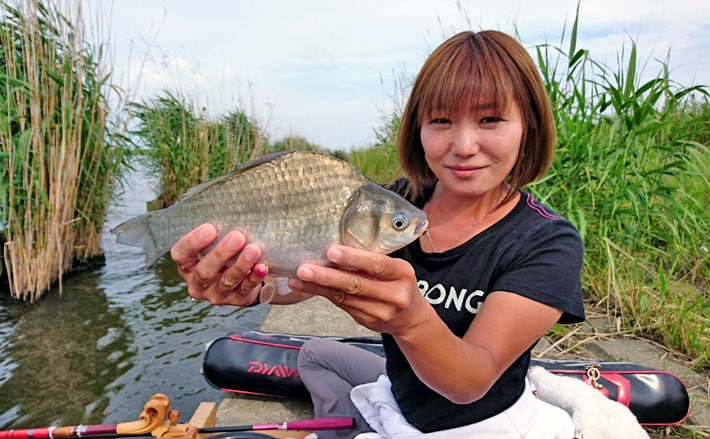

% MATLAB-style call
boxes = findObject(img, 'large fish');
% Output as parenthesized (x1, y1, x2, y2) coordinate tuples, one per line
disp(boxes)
(111, 150, 428, 276)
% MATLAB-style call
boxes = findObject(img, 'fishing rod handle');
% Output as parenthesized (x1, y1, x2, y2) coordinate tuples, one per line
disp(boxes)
(281, 417, 354, 431)
(200, 417, 354, 433)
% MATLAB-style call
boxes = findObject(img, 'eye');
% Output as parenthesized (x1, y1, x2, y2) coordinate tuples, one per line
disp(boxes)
(391, 213, 409, 231)
(429, 117, 451, 125)
(480, 115, 505, 125)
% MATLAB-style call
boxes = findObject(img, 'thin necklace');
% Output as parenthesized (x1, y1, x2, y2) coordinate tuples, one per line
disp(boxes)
(423, 185, 508, 253)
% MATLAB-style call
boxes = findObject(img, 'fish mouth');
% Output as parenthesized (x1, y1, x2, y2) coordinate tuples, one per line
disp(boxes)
(414, 217, 429, 237)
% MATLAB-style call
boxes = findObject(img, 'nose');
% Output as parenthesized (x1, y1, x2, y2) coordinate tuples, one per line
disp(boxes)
(451, 122, 480, 156)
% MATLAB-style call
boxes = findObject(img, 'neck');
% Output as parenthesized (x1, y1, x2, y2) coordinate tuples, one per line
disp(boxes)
(422, 183, 513, 252)
(430, 182, 509, 216)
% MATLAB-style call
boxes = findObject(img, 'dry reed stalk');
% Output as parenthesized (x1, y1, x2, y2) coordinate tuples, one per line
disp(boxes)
(1, 0, 113, 301)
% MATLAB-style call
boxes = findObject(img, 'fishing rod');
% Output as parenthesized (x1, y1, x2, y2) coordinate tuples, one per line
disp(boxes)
(0, 395, 174, 439)
(199, 417, 353, 434)
(0, 394, 353, 439)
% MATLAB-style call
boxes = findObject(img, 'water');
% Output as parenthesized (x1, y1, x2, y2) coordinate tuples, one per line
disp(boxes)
(0, 166, 268, 430)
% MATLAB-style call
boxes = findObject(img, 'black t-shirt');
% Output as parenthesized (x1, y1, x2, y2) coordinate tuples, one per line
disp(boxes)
(384, 181, 585, 433)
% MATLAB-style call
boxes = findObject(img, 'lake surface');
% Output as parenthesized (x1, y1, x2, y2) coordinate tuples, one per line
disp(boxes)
(0, 166, 268, 430)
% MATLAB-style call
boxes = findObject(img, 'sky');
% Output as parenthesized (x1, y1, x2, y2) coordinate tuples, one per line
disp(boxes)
(97, 0, 709, 151)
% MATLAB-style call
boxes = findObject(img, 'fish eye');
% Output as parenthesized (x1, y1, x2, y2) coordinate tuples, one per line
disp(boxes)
(391, 213, 409, 231)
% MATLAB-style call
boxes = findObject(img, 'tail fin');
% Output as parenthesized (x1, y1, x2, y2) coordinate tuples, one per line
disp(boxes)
(110, 213, 166, 269)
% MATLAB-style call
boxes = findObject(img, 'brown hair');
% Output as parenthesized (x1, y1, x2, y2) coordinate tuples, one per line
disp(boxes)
(397, 30, 555, 196)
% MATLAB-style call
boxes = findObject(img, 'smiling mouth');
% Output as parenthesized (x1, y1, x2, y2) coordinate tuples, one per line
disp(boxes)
(448, 165, 485, 174)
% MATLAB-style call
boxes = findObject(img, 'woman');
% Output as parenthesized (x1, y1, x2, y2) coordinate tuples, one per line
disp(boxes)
(171, 30, 585, 438)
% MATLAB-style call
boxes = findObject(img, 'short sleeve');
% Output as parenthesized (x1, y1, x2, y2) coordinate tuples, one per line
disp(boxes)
(491, 219, 585, 324)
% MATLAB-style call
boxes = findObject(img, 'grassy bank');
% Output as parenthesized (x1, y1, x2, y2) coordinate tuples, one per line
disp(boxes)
(0, 0, 127, 301)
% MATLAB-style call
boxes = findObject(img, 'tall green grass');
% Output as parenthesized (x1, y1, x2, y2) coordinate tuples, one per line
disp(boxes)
(129, 92, 265, 207)
(0, 0, 127, 301)
(129, 92, 335, 207)
(347, 84, 405, 184)
(530, 11, 708, 367)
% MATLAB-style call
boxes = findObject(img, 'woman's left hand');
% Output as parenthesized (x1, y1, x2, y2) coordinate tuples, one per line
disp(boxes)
(288, 245, 434, 336)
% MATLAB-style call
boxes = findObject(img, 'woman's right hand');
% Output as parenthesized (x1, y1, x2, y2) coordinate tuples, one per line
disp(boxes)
(170, 223, 269, 306)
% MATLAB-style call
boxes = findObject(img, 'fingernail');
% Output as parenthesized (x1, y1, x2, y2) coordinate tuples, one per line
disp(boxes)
(297, 265, 314, 281)
(254, 264, 269, 277)
(244, 245, 259, 263)
(327, 246, 342, 261)
(198, 224, 214, 239)
(225, 233, 241, 250)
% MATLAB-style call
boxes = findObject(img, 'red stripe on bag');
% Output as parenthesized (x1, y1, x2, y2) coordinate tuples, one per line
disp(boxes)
(228, 335, 303, 350)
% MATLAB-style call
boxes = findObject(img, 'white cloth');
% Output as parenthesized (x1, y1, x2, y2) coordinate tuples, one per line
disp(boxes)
(528, 366, 649, 439)
(350, 374, 574, 439)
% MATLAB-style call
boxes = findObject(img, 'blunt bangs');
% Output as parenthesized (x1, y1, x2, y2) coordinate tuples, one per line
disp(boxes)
(416, 33, 515, 124)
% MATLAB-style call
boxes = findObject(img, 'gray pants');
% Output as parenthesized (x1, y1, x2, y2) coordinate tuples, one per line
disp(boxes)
(297, 338, 386, 439)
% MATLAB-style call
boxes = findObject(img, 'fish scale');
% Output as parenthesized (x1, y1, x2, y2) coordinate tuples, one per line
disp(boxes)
(111, 150, 428, 277)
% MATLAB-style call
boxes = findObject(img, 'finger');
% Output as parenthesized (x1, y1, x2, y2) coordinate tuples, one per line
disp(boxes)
(331, 289, 347, 305)
(293, 264, 366, 305)
(230, 265, 268, 305)
(242, 263, 271, 302)
(171, 223, 219, 271)
(326, 245, 398, 280)
(289, 275, 340, 297)
(250, 263, 270, 283)
(192, 231, 247, 289)
(288, 264, 368, 312)
(217, 243, 262, 293)
(299, 281, 350, 307)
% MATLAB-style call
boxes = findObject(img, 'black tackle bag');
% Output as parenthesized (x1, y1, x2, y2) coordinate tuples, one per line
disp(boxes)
(202, 331, 690, 426)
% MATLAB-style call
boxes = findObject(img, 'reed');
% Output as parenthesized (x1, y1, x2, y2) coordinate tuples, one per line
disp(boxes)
(270, 134, 327, 154)
(347, 95, 403, 184)
(129, 92, 265, 207)
(0, 0, 126, 301)
(530, 9, 709, 366)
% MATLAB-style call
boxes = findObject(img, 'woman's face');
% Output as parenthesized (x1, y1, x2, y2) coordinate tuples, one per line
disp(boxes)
(419, 102, 523, 199)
